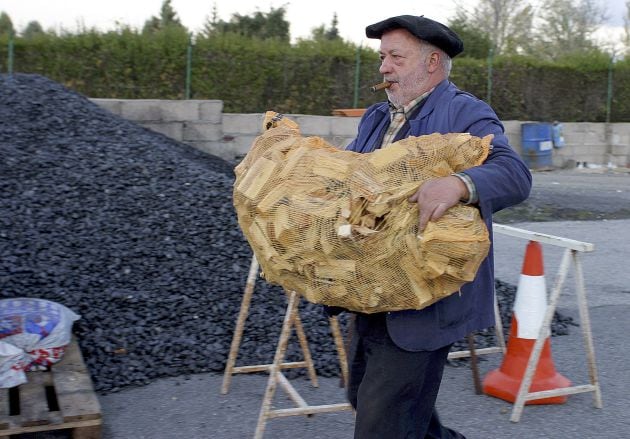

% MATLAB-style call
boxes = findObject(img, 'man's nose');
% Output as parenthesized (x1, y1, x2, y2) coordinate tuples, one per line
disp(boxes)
(379, 60, 391, 75)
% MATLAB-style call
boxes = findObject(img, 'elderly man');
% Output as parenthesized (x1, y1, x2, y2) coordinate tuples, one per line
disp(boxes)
(341, 15, 532, 438)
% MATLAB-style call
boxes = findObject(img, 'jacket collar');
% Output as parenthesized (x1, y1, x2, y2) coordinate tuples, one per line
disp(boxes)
(418, 79, 451, 119)
(360, 79, 454, 150)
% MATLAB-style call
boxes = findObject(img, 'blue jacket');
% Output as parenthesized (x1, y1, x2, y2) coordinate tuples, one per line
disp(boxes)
(346, 79, 532, 350)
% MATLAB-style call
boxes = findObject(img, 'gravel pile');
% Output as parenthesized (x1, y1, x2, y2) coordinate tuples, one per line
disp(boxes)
(0, 74, 573, 393)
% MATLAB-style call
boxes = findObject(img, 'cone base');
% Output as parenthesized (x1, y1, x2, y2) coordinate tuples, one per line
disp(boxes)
(483, 368, 571, 405)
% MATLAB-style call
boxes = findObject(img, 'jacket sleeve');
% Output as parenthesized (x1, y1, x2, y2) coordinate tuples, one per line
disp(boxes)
(448, 94, 532, 214)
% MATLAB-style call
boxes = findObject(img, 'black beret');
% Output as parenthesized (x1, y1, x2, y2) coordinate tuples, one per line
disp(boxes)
(366, 15, 464, 58)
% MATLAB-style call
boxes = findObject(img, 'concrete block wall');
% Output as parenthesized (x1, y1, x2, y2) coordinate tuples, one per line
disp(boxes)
(557, 123, 630, 167)
(220, 113, 358, 159)
(92, 98, 225, 157)
(91, 99, 630, 168)
(505, 121, 630, 168)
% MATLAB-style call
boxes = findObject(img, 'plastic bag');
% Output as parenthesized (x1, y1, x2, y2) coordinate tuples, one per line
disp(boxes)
(0, 298, 80, 388)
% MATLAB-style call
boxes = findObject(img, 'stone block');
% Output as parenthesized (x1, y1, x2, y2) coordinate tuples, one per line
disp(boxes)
(183, 122, 222, 142)
(330, 117, 360, 136)
(186, 141, 235, 161)
(293, 115, 331, 136)
(230, 135, 258, 156)
(120, 100, 163, 121)
(199, 101, 224, 123)
(612, 143, 629, 156)
(140, 122, 184, 141)
(223, 114, 264, 134)
(567, 143, 606, 164)
(92, 99, 122, 116)
(327, 136, 354, 150)
(160, 101, 202, 122)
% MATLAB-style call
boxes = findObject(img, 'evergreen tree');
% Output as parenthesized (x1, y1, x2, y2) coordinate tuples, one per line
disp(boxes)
(160, 0, 183, 27)
(142, 0, 187, 34)
(0, 11, 14, 37)
(202, 3, 222, 36)
(326, 13, 340, 40)
(309, 13, 341, 41)
(202, 6, 290, 41)
(22, 21, 45, 39)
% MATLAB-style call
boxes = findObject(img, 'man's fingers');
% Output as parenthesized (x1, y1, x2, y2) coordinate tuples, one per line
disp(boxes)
(412, 177, 466, 231)
(432, 202, 450, 220)
(418, 202, 449, 232)
(418, 207, 431, 232)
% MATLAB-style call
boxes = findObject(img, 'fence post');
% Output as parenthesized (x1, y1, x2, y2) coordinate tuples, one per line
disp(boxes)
(605, 53, 614, 124)
(353, 45, 361, 108)
(8, 29, 14, 75)
(605, 53, 615, 168)
(185, 33, 193, 99)
(486, 47, 494, 105)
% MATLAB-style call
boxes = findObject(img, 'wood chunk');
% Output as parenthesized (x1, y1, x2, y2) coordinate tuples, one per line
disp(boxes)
(235, 156, 277, 200)
(367, 145, 409, 169)
(257, 183, 289, 213)
(248, 218, 278, 261)
(310, 154, 349, 179)
(314, 260, 356, 281)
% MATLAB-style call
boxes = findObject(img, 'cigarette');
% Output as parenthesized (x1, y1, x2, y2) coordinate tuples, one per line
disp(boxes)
(370, 81, 392, 93)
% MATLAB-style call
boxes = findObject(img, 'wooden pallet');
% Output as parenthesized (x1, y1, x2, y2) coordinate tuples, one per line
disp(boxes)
(0, 338, 102, 438)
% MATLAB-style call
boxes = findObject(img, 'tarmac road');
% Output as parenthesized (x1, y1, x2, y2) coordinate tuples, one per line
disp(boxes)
(98, 168, 630, 439)
(495, 167, 630, 222)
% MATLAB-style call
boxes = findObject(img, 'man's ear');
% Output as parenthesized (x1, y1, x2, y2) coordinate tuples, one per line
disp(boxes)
(427, 52, 440, 73)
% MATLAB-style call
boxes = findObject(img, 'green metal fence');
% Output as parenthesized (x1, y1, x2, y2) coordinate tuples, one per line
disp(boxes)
(1, 34, 624, 122)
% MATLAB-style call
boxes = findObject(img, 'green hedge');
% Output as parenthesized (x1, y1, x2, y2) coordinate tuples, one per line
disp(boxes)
(1, 31, 627, 121)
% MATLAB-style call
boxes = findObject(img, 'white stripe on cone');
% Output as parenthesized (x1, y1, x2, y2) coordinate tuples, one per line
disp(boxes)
(512, 274, 547, 339)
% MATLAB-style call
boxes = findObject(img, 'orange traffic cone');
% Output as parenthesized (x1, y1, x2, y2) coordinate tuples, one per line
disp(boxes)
(483, 241, 570, 404)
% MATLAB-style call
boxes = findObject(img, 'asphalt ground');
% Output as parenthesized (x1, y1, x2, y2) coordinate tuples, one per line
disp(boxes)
(97, 168, 630, 439)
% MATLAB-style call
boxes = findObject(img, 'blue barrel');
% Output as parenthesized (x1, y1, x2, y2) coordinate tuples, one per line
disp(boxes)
(521, 123, 553, 169)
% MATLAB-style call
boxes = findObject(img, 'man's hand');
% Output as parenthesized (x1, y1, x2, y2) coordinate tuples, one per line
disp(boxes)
(408, 176, 469, 232)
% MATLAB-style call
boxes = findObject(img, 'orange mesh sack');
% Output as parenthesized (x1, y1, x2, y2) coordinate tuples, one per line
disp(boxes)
(233, 112, 492, 313)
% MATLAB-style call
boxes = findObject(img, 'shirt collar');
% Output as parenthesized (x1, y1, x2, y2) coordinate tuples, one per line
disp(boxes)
(388, 88, 434, 120)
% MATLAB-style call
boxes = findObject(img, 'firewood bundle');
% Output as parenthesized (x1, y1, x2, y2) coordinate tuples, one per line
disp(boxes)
(233, 112, 492, 313)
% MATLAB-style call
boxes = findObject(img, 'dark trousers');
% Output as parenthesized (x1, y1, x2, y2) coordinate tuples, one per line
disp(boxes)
(347, 313, 465, 439)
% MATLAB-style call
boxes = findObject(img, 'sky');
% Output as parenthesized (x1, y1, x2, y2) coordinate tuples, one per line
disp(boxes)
(1, 0, 627, 50)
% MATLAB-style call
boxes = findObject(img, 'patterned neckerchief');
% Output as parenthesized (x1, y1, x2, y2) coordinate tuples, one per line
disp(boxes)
(380, 89, 433, 148)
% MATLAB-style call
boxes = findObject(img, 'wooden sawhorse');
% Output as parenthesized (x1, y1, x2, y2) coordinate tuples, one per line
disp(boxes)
(220, 256, 351, 439)
(493, 224, 603, 422)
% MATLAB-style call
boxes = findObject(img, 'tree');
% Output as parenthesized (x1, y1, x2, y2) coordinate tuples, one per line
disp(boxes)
(534, 0, 606, 59)
(22, 21, 45, 39)
(447, 16, 493, 58)
(0, 11, 14, 37)
(623, 0, 630, 56)
(452, 0, 534, 55)
(143, 0, 187, 34)
(309, 13, 341, 41)
(311, 12, 341, 41)
(202, 3, 221, 36)
(202, 5, 290, 41)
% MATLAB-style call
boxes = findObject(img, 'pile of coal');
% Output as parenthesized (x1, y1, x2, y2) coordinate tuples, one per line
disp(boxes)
(0, 74, 572, 393)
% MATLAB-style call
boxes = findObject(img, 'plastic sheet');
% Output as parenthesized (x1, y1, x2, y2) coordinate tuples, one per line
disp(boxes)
(0, 298, 80, 388)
